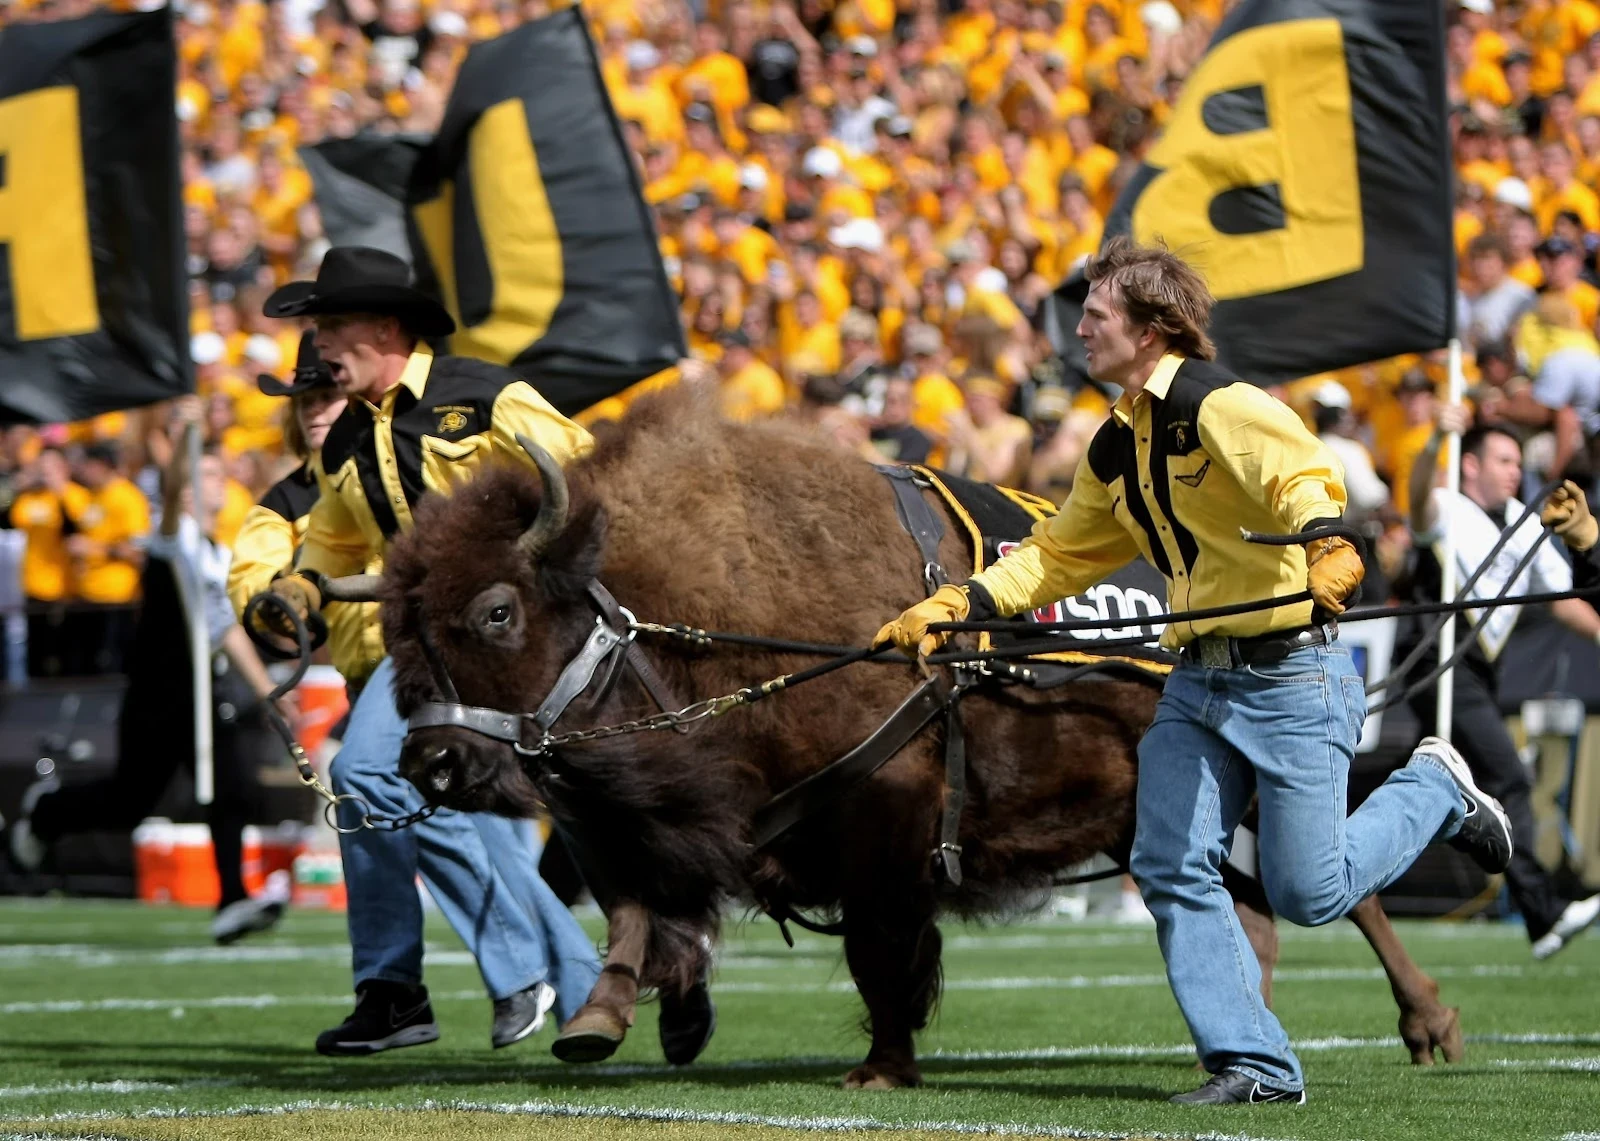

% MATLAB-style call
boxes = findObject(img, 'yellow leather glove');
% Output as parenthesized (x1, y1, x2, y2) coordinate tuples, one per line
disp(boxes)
(874, 583, 971, 659)
(1542, 480, 1599, 551)
(255, 573, 323, 638)
(1304, 536, 1365, 616)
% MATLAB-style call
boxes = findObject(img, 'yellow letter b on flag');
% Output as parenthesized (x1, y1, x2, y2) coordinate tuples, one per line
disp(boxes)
(1132, 19, 1362, 301)
(0, 86, 99, 341)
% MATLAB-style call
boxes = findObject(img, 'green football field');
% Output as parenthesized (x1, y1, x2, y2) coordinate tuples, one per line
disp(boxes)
(1, 898, 1598, 1141)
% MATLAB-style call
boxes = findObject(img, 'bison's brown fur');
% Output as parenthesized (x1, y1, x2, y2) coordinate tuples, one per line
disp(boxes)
(380, 387, 1460, 1087)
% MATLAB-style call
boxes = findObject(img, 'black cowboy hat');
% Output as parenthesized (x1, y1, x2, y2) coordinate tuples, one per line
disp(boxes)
(262, 246, 456, 338)
(258, 331, 337, 397)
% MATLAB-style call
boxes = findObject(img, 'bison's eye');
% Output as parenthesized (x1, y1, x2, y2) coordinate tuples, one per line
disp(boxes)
(488, 604, 512, 626)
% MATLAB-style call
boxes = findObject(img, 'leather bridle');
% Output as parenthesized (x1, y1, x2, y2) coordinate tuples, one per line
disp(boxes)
(404, 579, 686, 761)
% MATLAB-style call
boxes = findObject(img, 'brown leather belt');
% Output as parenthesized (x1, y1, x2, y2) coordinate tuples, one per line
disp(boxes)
(1181, 624, 1336, 669)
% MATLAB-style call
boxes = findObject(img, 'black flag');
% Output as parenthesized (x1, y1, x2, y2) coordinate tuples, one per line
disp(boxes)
(1046, 0, 1453, 385)
(299, 134, 430, 265)
(0, 9, 187, 423)
(301, 9, 685, 417)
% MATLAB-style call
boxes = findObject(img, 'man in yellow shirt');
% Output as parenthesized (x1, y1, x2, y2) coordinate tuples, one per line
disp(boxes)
(877, 239, 1510, 1106)
(717, 330, 786, 422)
(253, 247, 603, 1058)
(65, 444, 150, 674)
(10, 448, 82, 679)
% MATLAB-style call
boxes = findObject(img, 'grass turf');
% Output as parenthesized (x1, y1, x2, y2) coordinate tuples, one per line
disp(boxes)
(0, 898, 1597, 1141)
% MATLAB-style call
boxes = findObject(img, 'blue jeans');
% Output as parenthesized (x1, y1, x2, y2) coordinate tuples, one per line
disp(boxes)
(332, 658, 600, 1021)
(1129, 641, 1466, 1091)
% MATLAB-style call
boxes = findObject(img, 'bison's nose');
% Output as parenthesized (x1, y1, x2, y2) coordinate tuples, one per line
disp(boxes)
(421, 742, 463, 795)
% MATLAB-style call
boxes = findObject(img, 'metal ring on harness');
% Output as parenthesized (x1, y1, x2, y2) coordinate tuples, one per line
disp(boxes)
(323, 792, 374, 836)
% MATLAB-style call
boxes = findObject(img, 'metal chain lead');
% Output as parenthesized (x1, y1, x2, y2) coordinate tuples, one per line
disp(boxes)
(515, 690, 752, 756)
(267, 706, 438, 834)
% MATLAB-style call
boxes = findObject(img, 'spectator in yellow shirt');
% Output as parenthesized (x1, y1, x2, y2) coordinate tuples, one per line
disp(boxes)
(1383, 369, 1444, 520)
(1536, 142, 1600, 232)
(902, 322, 966, 465)
(952, 375, 1032, 487)
(1537, 234, 1600, 333)
(675, 22, 749, 115)
(613, 41, 684, 147)
(718, 330, 786, 422)
(64, 443, 150, 674)
(10, 448, 84, 679)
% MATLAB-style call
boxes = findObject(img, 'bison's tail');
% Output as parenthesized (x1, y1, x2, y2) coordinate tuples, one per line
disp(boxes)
(639, 909, 718, 996)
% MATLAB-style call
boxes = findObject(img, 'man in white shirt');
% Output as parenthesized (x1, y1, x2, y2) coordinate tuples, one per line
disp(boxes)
(1406, 413, 1600, 958)
(1310, 381, 1390, 515)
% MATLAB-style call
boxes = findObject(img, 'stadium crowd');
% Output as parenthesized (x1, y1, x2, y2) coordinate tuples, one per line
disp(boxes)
(0, 0, 1597, 675)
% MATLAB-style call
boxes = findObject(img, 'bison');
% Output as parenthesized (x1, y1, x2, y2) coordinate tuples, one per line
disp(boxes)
(373, 388, 1462, 1088)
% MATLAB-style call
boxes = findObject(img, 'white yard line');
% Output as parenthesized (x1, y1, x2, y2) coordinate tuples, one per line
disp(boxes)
(0, 964, 1580, 1016)
(715, 963, 1575, 994)
(0, 1096, 1309, 1141)
(0, 1083, 177, 1099)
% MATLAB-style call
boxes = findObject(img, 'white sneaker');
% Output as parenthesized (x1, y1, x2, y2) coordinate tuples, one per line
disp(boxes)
(1532, 894, 1600, 961)
(7, 777, 58, 872)
(1412, 737, 1514, 874)
(211, 870, 292, 945)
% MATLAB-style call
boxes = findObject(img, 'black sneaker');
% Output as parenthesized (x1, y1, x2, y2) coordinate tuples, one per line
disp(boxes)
(1413, 736, 1514, 874)
(315, 981, 439, 1056)
(658, 978, 717, 1066)
(491, 981, 556, 1049)
(1170, 1070, 1306, 1105)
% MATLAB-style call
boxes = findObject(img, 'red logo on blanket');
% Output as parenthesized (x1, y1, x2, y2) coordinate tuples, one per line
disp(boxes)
(996, 542, 1168, 641)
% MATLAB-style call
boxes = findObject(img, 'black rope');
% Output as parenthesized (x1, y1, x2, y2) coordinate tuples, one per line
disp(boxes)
(1367, 526, 1557, 713)
(241, 593, 315, 703)
(1372, 479, 1561, 697)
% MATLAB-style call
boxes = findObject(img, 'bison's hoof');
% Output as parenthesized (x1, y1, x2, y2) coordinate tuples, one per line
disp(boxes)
(843, 1063, 921, 1090)
(551, 1005, 628, 1064)
(1401, 1004, 1464, 1066)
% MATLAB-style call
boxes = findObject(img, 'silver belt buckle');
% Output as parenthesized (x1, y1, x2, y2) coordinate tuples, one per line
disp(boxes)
(1197, 636, 1232, 669)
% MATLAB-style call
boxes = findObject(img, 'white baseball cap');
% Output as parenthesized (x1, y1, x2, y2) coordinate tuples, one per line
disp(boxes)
(1140, 1, 1182, 36)
(802, 146, 843, 179)
(1460, 0, 1493, 14)
(625, 41, 661, 71)
(739, 162, 769, 191)
(1493, 176, 1533, 212)
(827, 217, 884, 252)
(429, 9, 468, 37)
(973, 266, 1010, 294)
(243, 334, 282, 368)
(190, 331, 225, 366)
(1311, 380, 1352, 410)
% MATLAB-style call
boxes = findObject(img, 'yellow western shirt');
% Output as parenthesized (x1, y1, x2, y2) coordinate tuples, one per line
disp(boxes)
(969, 354, 1348, 649)
(297, 347, 594, 578)
(228, 464, 385, 687)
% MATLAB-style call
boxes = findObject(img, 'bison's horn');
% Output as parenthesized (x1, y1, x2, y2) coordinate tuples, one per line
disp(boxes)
(321, 574, 384, 603)
(514, 433, 570, 561)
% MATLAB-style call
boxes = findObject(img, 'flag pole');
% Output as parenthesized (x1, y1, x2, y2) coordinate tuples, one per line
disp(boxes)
(188, 421, 213, 806)
(1436, 338, 1465, 741)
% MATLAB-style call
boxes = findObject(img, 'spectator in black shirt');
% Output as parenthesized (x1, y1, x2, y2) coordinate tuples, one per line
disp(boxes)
(1504, 51, 1545, 139)
(746, 5, 816, 108)
(870, 377, 933, 465)
(342, 0, 434, 90)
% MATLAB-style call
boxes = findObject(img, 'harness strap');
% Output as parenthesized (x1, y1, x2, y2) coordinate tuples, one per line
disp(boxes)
(587, 581, 687, 730)
(877, 465, 948, 595)
(934, 678, 969, 887)
(407, 700, 538, 748)
(750, 676, 950, 851)
(535, 615, 629, 731)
